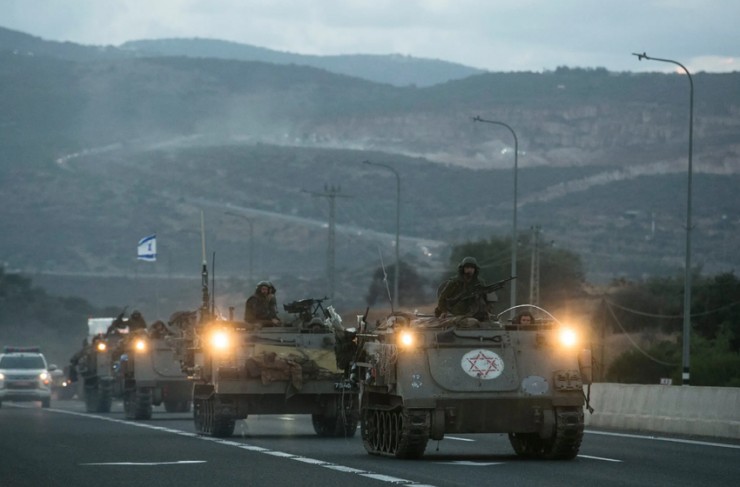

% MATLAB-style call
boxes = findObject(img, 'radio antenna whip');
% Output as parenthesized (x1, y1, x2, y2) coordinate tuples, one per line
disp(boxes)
(378, 247, 394, 313)
(200, 211, 210, 321)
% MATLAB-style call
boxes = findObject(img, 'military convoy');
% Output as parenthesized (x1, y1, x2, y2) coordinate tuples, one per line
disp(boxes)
(70, 314, 191, 417)
(348, 304, 592, 459)
(172, 296, 358, 438)
(64, 240, 591, 463)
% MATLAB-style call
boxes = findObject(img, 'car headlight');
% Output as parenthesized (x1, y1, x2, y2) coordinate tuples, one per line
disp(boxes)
(96, 342, 107, 352)
(40, 371, 51, 384)
(210, 330, 232, 352)
(558, 327, 578, 348)
(397, 330, 417, 349)
(0, 372, 5, 381)
(134, 338, 147, 352)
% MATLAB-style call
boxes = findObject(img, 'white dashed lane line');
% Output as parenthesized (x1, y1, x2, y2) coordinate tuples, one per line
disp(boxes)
(47, 407, 439, 486)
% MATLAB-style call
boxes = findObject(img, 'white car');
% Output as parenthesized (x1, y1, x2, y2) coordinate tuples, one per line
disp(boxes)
(0, 346, 52, 408)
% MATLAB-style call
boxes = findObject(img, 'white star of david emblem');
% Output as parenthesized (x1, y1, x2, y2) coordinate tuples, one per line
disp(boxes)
(461, 349, 504, 379)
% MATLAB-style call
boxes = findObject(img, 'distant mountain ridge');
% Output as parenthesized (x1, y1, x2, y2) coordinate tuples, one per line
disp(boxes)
(0, 26, 485, 87)
(120, 38, 487, 87)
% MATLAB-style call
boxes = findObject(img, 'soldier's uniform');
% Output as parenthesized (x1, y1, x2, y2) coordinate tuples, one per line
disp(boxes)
(127, 311, 147, 331)
(435, 256, 488, 319)
(244, 281, 280, 326)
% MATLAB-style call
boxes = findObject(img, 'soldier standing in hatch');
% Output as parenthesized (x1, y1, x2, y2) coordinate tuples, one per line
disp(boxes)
(127, 310, 147, 332)
(435, 256, 489, 320)
(244, 280, 281, 326)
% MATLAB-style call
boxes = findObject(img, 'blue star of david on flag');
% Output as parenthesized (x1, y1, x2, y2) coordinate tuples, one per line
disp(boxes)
(137, 234, 157, 262)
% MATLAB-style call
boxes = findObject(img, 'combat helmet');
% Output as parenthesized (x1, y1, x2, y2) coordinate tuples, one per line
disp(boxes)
(457, 256, 480, 270)
(255, 280, 276, 294)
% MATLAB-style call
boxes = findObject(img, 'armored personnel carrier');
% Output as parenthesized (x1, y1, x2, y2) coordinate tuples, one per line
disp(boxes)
(70, 317, 123, 413)
(351, 304, 592, 459)
(176, 297, 358, 438)
(113, 326, 192, 420)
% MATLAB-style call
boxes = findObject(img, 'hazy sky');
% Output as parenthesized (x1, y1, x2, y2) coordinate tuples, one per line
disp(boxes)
(4, 0, 739, 73)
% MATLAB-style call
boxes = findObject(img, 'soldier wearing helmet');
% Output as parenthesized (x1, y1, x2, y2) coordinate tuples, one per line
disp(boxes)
(434, 256, 489, 319)
(245, 280, 281, 326)
(128, 310, 147, 332)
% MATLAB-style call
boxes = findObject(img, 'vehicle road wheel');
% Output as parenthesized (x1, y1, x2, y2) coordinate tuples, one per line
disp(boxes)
(98, 380, 113, 413)
(125, 387, 153, 420)
(508, 432, 545, 458)
(194, 395, 235, 437)
(508, 407, 584, 460)
(361, 406, 429, 459)
(84, 384, 102, 412)
(312, 396, 358, 437)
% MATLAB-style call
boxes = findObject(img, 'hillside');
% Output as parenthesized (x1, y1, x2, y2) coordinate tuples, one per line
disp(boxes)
(120, 38, 486, 87)
(0, 26, 738, 318)
(0, 26, 483, 87)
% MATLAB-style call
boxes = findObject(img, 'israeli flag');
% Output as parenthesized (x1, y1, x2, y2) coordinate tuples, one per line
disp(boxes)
(137, 234, 157, 262)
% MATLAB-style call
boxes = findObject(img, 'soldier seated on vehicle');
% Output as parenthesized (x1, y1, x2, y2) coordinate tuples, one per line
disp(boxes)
(244, 280, 281, 327)
(128, 310, 147, 332)
(434, 256, 490, 321)
(513, 311, 535, 325)
(148, 320, 171, 338)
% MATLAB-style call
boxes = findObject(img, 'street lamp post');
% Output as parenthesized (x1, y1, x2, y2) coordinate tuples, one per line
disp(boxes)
(363, 160, 401, 310)
(472, 116, 519, 315)
(633, 52, 694, 385)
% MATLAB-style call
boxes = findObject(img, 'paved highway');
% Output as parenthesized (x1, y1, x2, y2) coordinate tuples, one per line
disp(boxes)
(1, 400, 738, 487)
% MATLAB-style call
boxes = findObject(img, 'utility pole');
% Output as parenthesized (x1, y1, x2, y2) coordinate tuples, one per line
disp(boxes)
(529, 225, 540, 305)
(305, 184, 350, 300)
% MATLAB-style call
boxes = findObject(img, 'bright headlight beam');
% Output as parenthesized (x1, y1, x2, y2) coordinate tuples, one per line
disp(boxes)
(96, 342, 107, 352)
(211, 330, 230, 350)
(559, 328, 578, 348)
(398, 330, 415, 348)
(135, 339, 146, 352)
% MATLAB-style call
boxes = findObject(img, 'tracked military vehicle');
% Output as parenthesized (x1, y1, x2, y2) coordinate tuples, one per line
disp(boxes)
(351, 304, 592, 459)
(113, 326, 192, 420)
(176, 297, 358, 438)
(71, 317, 123, 413)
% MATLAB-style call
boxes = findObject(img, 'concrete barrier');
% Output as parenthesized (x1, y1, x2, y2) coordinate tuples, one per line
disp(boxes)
(583, 383, 740, 440)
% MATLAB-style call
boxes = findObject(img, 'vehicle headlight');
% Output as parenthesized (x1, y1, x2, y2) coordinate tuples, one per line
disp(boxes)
(558, 327, 578, 348)
(397, 330, 417, 349)
(210, 330, 232, 352)
(134, 338, 147, 352)
(0, 372, 5, 381)
(96, 342, 107, 352)
(40, 371, 51, 384)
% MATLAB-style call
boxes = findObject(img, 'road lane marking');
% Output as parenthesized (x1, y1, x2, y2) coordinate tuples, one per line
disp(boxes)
(445, 436, 475, 442)
(81, 461, 206, 466)
(586, 430, 740, 449)
(577, 455, 622, 462)
(45, 407, 439, 487)
(441, 461, 502, 466)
